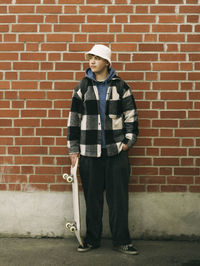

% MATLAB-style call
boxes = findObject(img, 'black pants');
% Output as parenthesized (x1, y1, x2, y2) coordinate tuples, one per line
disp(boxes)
(79, 149, 131, 247)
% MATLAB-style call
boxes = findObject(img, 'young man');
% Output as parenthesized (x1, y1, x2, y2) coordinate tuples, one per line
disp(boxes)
(67, 44, 139, 255)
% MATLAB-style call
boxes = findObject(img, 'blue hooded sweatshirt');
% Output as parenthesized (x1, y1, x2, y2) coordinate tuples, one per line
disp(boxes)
(85, 67, 116, 148)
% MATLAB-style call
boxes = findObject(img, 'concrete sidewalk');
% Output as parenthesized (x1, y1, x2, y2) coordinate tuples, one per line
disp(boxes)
(0, 238, 200, 266)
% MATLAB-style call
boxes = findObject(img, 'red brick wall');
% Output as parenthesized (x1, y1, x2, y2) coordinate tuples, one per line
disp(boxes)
(0, 0, 199, 193)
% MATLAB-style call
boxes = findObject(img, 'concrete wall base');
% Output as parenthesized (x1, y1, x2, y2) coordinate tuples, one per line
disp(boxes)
(0, 191, 200, 240)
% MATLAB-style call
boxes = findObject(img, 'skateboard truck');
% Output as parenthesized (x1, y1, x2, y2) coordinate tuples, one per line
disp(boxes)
(63, 173, 74, 183)
(66, 222, 77, 233)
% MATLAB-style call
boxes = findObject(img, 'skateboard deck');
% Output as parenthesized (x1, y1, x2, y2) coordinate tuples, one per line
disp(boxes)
(63, 158, 84, 247)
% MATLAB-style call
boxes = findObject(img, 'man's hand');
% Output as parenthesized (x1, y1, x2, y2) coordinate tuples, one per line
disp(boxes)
(122, 144, 129, 151)
(69, 153, 79, 167)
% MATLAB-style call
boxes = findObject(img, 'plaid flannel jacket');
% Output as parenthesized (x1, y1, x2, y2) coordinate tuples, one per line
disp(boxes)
(67, 76, 139, 157)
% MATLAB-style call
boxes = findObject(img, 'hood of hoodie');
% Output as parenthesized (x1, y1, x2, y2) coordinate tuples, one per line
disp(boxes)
(85, 67, 116, 84)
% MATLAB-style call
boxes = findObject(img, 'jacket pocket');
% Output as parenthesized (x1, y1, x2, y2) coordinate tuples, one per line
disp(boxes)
(109, 115, 123, 130)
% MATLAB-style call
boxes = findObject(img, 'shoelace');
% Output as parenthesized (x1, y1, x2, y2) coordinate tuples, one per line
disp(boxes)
(121, 244, 133, 251)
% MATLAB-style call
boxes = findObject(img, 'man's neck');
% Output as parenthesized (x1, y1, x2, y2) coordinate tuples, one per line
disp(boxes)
(95, 69, 109, 82)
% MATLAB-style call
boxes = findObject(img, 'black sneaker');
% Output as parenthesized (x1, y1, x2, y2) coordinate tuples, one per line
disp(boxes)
(77, 242, 93, 252)
(77, 241, 100, 252)
(113, 244, 139, 255)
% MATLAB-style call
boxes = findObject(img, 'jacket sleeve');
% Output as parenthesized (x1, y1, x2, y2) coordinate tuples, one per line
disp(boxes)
(121, 82, 139, 148)
(67, 84, 83, 154)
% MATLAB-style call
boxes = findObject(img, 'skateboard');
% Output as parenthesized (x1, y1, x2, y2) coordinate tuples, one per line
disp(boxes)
(63, 158, 84, 247)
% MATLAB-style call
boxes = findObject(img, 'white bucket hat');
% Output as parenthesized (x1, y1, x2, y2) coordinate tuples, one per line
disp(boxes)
(85, 44, 111, 65)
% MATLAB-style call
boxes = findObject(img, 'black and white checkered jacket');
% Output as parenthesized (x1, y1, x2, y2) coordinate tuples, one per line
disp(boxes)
(67, 76, 139, 157)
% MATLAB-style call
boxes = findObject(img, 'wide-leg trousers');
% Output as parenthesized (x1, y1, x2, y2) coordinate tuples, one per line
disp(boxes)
(79, 149, 131, 247)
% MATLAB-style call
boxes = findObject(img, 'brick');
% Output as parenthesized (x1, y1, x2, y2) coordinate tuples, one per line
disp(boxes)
(112, 43, 137, 51)
(54, 24, 79, 32)
(160, 72, 186, 80)
(0, 119, 12, 127)
(36, 6, 62, 13)
(140, 176, 165, 184)
(0, 43, 24, 51)
(181, 44, 200, 52)
(19, 34, 44, 42)
(131, 0, 155, 3)
(35, 166, 61, 175)
(55, 63, 80, 70)
(20, 53, 46, 61)
(36, 128, 61, 136)
(0, 110, 19, 118)
(12, 101, 24, 109)
(175, 168, 199, 176)
(159, 0, 183, 3)
(126, 63, 151, 71)
(153, 63, 178, 71)
(159, 15, 184, 23)
(12, 81, 37, 90)
(187, 15, 199, 23)
(21, 110, 46, 117)
(161, 92, 186, 100)
(88, 34, 114, 42)
(22, 147, 47, 155)
(175, 129, 200, 137)
(0, 62, 11, 70)
(12, 24, 37, 32)
(130, 15, 156, 23)
(108, 6, 133, 13)
(0, 15, 16, 23)
(180, 6, 200, 13)
(13, 62, 39, 70)
(180, 25, 192, 32)
(147, 185, 159, 192)
(116, 34, 142, 42)
(153, 25, 178, 33)
(161, 185, 187, 192)
(79, 5, 105, 13)
(41, 43, 67, 51)
(59, 15, 85, 23)
(16, 0, 40, 3)
(159, 34, 185, 42)
(20, 72, 46, 80)
(15, 156, 40, 164)
(42, 119, 66, 127)
(188, 73, 200, 80)
(124, 24, 149, 32)
(29, 175, 55, 183)
(50, 184, 71, 192)
(47, 34, 72, 42)
(59, 0, 84, 3)
(81, 24, 107, 32)
(139, 44, 163, 51)
(47, 72, 73, 80)
(88, 0, 111, 2)
(64, 6, 77, 14)
(151, 6, 175, 13)
(15, 137, 40, 145)
(19, 91, 45, 99)
(9, 5, 34, 13)
(161, 148, 187, 156)
(26, 101, 52, 108)
(190, 186, 200, 193)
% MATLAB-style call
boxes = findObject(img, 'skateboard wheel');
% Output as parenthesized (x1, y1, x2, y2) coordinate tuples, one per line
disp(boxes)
(66, 223, 76, 232)
(63, 174, 74, 183)
(66, 175, 74, 183)
(70, 226, 76, 232)
(66, 222, 71, 229)
(63, 173, 69, 180)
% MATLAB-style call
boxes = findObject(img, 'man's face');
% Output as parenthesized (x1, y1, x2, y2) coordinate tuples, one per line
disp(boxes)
(88, 54, 109, 74)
